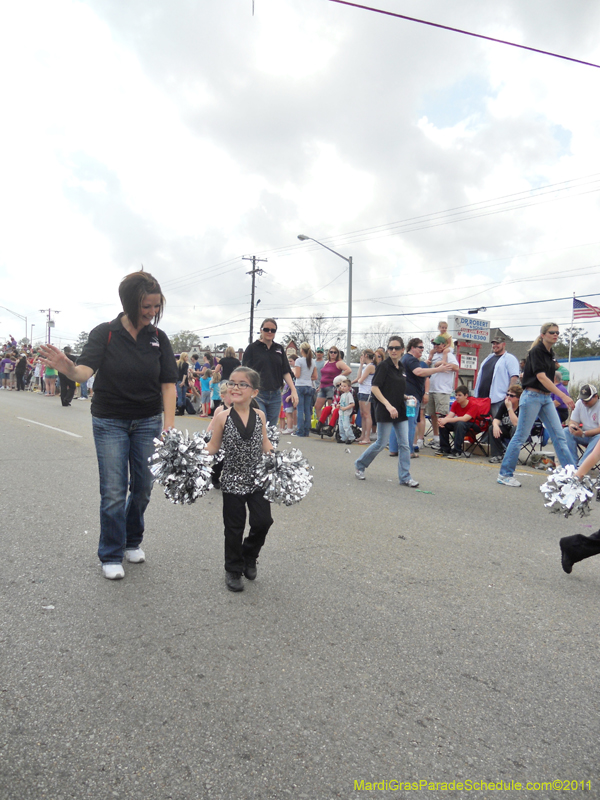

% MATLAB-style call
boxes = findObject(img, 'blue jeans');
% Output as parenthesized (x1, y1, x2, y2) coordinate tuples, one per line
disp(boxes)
(256, 389, 282, 428)
(339, 413, 354, 442)
(80, 381, 88, 399)
(355, 420, 411, 483)
(565, 431, 600, 466)
(92, 414, 163, 563)
(499, 391, 574, 477)
(176, 383, 187, 408)
(296, 385, 313, 436)
(389, 401, 420, 453)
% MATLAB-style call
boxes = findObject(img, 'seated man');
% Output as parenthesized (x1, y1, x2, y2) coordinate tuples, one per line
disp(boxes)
(436, 385, 482, 459)
(565, 384, 600, 465)
(489, 385, 522, 463)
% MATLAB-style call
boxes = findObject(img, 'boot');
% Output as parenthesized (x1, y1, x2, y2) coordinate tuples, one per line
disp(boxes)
(559, 530, 600, 574)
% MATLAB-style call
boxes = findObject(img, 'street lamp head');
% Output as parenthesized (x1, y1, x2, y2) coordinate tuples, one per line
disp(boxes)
(297, 234, 309, 241)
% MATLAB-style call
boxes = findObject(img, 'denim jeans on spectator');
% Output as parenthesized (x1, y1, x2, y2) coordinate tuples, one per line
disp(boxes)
(176, 383, 187, 409)
(80, 381, 88, 398)
(499, 390, 574, 478)
(389, 401, 420, 454)
(92, 414, 163, 563)
(256, 389, 282, 428)
(439, 420, 481, 454)
(564, 430, 600, 466)
(355, 420, 411, 483)
(295, 385, 313, 436)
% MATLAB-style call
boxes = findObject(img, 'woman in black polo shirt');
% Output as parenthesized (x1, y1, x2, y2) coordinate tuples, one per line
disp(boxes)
(40, 271, 177, 580)
(354, 336, 418, 488)
(497, 322, 574, 487)
(242, 318, 298, 426)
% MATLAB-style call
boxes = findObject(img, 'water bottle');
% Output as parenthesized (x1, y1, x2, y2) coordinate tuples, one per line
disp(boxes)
(406, 397, 417, 417)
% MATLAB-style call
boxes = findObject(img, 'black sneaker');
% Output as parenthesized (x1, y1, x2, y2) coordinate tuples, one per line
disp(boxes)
(225, 572, 244, 592)
(243, 558, 257, 581)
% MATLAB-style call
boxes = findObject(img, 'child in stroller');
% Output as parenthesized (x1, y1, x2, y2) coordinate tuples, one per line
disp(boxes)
(315, 375, 361, 442)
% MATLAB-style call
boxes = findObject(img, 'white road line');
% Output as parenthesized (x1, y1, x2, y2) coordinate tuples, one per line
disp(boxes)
(17, 417, 83, 438)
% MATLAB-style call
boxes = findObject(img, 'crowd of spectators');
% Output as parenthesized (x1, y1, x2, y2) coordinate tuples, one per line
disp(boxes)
(4, 323, 593, 478)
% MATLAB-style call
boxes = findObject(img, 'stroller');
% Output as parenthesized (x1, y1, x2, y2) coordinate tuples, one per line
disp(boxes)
(315, 386, 362, 443)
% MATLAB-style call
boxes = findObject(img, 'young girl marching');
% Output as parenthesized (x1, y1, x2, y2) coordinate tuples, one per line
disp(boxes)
(206, 367, 274, 592)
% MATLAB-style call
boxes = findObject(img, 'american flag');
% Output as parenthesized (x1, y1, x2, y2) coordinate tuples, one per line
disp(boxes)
(573, 298, 600, 320)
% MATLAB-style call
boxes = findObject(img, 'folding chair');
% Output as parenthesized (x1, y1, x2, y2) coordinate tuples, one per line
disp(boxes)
(575, 438, 600, 471)
(462, 397, 492, 457)
(519, 419, 546, 465)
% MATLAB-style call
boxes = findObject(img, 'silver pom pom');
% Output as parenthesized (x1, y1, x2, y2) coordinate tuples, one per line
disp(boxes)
(198, 428, 224, 463)
(149, 429, 213, 504)
(255, 448, 313, 506)
(540, 465, 597, 518)
(266, 423, 280, 449)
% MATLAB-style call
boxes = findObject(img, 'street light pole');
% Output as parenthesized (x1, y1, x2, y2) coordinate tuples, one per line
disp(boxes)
(297, 235, 353, 361)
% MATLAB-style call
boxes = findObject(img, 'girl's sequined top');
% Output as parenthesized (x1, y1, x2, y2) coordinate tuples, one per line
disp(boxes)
(220, 407, 264, 495)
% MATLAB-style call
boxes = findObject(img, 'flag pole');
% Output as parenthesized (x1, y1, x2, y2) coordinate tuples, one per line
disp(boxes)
(568, 292, 575, 375)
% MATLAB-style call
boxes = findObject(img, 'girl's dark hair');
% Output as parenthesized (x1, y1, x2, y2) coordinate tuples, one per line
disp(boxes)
(230, 366, 261, 390)
(456, 385, 470, 395)
(387, 335, 404, 349)
(204, 352, 214, 367)
(118, 271, 165, 328)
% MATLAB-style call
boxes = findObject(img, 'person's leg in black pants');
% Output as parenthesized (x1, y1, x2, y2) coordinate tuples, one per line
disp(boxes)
(60, 374, 76, 406)
(560, 530, 600, 573)
(438, 424, 452, 454)
(222, 491, 273, 584)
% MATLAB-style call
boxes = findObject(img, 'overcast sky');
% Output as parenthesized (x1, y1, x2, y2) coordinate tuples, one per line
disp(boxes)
(2, 0, 600, 351)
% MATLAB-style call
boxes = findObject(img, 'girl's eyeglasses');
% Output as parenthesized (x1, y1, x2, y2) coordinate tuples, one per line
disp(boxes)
(227, 381, 252, 390)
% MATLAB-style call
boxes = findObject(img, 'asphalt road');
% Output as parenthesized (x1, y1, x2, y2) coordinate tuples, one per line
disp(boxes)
(1, 391, 599, 800)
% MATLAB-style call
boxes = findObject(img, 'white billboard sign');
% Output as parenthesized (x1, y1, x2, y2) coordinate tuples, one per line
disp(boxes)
(460, 354, 478, 370)
(448, 316, 490, 344)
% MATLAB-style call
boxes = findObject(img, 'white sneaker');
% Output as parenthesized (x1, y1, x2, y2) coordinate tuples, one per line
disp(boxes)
(102, 563, 125, 580)
(416, 439, 424, 449)
(124, 547, 145, 563)
(355, 469, 366, 480)
(497, 475, 521, 488)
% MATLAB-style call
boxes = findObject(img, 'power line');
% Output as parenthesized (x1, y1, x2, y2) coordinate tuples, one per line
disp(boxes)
(328, 1, 600, 69)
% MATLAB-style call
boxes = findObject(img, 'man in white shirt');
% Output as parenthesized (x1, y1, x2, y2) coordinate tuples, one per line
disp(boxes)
(426, 340, 459, 448)
(565, 383, 600, 465)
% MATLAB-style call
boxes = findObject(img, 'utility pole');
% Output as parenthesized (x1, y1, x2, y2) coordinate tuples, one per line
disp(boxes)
(40, 309, 61, 344)
(242, 256, 267, 345)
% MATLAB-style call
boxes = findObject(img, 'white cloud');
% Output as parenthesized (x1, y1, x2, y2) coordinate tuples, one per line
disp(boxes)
(2, 0, 600, 349)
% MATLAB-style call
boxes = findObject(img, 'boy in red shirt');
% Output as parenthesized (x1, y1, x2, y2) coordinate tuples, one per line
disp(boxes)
(436, 385, 481, 459)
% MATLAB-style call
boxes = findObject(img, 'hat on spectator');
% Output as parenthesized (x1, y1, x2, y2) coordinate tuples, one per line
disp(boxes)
(491, 335, 506, 343)
(579, 384, 598, 401)
(432, 336, 446, 345)
(316, 347, 324, 353)
(333, 374, 348, 387)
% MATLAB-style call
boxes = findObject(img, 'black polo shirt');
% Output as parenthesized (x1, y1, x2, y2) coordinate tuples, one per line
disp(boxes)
(242, 339, 292, 392)
(522, 342, 556, 393)
(372, 357, 407, 423)
(78, 314, 177, 419)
